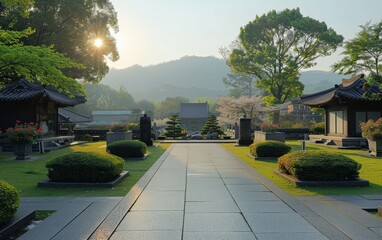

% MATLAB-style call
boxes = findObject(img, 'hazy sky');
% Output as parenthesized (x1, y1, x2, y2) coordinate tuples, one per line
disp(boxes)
(108, 0, 382, 71)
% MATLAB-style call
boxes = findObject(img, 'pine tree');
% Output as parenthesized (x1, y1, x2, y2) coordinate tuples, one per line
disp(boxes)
(164, 115, 182, 139)
(201, 115, 224, 135)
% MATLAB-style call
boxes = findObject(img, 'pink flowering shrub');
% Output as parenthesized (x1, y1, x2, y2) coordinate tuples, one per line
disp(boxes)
(259, 122, 279, 132)
(5, 121, 42, 143)
(360, 118, 382, 141)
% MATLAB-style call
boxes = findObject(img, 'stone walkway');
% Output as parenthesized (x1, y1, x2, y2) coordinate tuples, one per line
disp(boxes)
(108, 143, 381, 240)
(10, 143, 382, 239)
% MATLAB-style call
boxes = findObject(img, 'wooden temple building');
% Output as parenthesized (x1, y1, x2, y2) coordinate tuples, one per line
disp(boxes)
(0, 78, 86, 136)
(299, 75, 382, 147)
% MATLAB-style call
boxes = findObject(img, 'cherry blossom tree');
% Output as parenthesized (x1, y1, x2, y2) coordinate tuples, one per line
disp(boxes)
(215, 96, 276, 127)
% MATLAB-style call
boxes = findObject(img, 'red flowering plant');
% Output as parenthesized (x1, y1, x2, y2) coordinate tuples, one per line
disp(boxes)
(360, 118, 382, 141)
(5, 121, 43, 144)
(259, 122, 279, 132)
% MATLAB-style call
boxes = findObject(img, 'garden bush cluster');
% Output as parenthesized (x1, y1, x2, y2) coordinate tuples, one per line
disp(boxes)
(0, 180, 19, 225)
(249, 140, 291, 157)
(107, 140, 147, 158)
(46, 152, 124, 183)
(278, 150, 361, 181)
(310, 122, 325, 134)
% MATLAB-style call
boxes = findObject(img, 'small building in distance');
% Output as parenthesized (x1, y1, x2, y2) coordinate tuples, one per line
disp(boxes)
(58, 107, 91, 131)
(287, 98, 323, 122)
(299, 75, 382, 147)
(91, 110, 141, 125)
(179, 102, 209, 133)
(0, 78, 86, 136)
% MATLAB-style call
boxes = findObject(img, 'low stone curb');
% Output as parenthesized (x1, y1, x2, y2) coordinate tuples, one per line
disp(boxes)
(124, 154, 149, 160)
(37, 171, 129, 188)
(274, 170, 369, 187)
(0, 211, 35, 240)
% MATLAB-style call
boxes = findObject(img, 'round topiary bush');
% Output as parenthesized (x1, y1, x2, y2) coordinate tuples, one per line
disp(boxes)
(46, 152, 124, 183)
(278, 150, 362, 181)
(249, 140, 291, 157)
(107, 140, 147, 158)
(0, 180, 19, 225)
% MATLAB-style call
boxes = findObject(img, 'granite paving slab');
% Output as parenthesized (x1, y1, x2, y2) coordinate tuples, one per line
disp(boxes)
(300, 198, 382, 240)
(183, 232, 256, 240)
(226, 184, 269, 192)
(244, 212, 322, 234)
(131, 190, 185, 211)
(117, 211, 184, 231)
(184, 212, 251, 232)
(110, 230, 182, 240)
(230, 191, 280, 201)
(236, 200, 295, 213)
(52, 201, 118, 240)
(185, 200, 240, 213)
(255, 232, 329, 240)
(222, 177, 258, 185)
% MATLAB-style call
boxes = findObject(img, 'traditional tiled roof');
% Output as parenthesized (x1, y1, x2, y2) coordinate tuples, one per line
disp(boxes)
(299, 76, 382, 107)
(0, 78, 86, 106)
(179, 103, 209, 118)
(58, 107, 91, 123)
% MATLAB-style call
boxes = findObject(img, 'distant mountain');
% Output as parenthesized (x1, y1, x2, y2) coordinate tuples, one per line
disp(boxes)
(300, 70, 344, 94)
(102, 56, 344, 101)
(102, 56, 230, 101)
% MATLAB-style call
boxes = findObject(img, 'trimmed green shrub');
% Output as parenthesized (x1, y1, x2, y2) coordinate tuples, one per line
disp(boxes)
(310, 122, 325, 134)
(0, 180, 19, 225)
(278, 150, 361, 181)
(83, 134, 93, 141)
(107, 140, 147, 158)
(250, 140, 291, 157)
(46, 152, 124, 183)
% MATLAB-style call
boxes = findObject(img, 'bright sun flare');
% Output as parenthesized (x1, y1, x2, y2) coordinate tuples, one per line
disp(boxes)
(94, 38, 103, 48)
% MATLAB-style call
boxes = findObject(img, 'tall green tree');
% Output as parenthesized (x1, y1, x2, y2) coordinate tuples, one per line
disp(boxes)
(222, 8, 343, 108)
(332, 20, 382, 92)
(164, 115, 182, 139)
(0, 1, 85, 96)
(200, 115, 224, 135)
(223, 72, 258, 98)
(0, 0, 119, 83)
(74, 83, 136, 115)
(155, 96, 189, 119)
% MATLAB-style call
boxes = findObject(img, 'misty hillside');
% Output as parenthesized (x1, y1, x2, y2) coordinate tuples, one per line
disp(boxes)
(102, 56, 344, 101)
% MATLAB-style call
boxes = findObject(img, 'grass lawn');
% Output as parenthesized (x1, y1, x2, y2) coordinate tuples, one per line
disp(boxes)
(223, 141, 382, 196)
(0, 142, 170, 197)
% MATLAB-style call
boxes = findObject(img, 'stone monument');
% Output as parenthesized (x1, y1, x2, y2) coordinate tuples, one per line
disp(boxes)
(140, 113, 153, 146)
(234, 122, 239, 139)
(238, 117, 252, 146)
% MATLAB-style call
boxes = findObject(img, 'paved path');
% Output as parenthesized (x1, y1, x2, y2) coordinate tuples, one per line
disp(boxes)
(10, 143, 382, 239)
(109, 143, 380, 240)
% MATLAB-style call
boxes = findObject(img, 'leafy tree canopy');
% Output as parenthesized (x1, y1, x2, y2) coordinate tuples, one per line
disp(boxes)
(332, 21, 382, 75)
(332, 20, 382, 87)
(155, 96, 189, 119)
(74, 83, 136, 115)
(223, 72, 258, 98)
(0, 11, 85, 96)
(0, 0, 119, 83)
(222, 8, 343, 106)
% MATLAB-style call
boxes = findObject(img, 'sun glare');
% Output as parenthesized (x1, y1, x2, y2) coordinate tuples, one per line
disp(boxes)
(94, 38, 103, 48)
